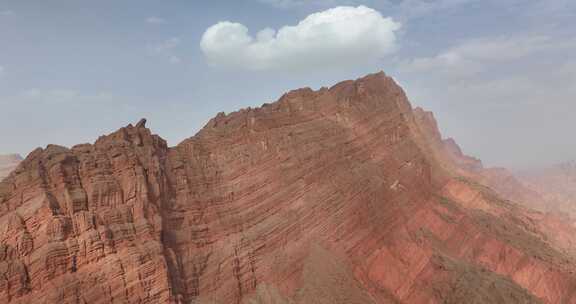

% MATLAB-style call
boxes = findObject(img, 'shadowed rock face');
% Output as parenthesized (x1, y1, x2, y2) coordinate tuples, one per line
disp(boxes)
(1, 72, 575, 304)
(0, 154, 22, 180)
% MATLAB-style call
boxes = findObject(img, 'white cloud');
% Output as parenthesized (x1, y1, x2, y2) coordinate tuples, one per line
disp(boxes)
(150, 37, 180, 53)
(257, 0, 305, 8)
(148, 37, 183, 64)
(257, 0, 476, 20)
(0, 10, 14, 16)
(448, 36, 552, 61)
(395, 35, 576, 110)
(169, 55, 182, 64)
(258, 0, 369, 9)
(523, 0, 576, 17)
(396, 0, 476, 19)
(200, 6, 401, 71)
(398, 36, 558, 77)
(21, 89, 113, 103)
(146, 16, 166, 24)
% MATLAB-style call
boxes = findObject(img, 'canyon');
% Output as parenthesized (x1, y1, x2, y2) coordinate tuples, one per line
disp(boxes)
(0, 72, 575, 304)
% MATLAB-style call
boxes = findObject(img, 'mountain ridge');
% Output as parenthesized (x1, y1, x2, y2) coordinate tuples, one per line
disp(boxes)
(1, 72, 575, 304)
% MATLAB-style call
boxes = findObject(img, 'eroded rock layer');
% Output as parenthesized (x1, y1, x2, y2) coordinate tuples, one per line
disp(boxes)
(1, 72, 575, 304)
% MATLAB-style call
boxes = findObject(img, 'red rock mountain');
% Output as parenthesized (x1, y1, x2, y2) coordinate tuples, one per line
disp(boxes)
(0, 154, 22, 180)
(414, 107, 576, 256)
(412, 107, 548, 213)
(1, 72, 575, 304)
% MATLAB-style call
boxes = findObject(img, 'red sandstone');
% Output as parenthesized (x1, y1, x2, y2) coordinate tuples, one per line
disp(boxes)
(0, 72, 575, 303)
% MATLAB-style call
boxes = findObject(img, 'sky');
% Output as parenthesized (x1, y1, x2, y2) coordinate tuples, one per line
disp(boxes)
(0, 0, 575, 168)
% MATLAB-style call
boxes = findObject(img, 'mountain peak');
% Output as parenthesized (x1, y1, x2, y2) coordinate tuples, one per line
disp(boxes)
(135, 118, 147, 128)
(1, 72, 575, 304)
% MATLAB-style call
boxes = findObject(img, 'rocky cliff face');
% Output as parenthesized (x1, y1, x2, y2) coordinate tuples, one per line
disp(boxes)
(412, 108, 547, 207)
(413, 107, 576, 257)
(0, 154, 22, 180)
(1, 72, 575, 304)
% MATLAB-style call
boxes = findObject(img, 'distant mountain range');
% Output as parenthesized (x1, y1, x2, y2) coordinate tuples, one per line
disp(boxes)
(0, 154, 22, 180)
(517, 161, 576, 217)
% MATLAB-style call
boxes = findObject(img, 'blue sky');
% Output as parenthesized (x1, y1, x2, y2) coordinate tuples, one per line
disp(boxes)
(0, 0, 575, 168)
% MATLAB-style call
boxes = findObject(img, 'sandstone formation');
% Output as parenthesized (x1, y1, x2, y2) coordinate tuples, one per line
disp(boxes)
(413, 108, 576, 257)
(0, 154, 22, 181)
(1, 72, 575, 304)
(412, 108, 546, 210)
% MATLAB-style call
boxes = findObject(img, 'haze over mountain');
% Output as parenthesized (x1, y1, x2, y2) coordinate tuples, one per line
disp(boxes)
(1, 1, 575, 168)
(0, 154, 22, 180)
(2, 2, 575, 303)
(1, 73, 574, 304)
(516, 162, 576, 217)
